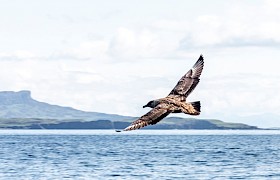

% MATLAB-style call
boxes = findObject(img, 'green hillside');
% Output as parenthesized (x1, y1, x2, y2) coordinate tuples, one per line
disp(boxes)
(0, 91, 258, 130)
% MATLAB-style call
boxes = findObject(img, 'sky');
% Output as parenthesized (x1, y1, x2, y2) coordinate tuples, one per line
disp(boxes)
(0, 0, 280, 128)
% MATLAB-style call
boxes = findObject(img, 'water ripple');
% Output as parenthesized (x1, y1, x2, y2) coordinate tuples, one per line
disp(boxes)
(0, 130, 280, 179)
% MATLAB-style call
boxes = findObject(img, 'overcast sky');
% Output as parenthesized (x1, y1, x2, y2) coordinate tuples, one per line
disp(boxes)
(1, 0, 280, 127)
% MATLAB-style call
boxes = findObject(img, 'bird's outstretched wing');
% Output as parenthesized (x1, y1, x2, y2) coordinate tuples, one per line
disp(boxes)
(168, 55, 204, 101)
(124, 105, 171, 131)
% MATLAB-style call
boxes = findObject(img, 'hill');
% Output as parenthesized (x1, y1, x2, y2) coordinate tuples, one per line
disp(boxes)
(0, 90, 131, 121)
(0, 90, 258, 130)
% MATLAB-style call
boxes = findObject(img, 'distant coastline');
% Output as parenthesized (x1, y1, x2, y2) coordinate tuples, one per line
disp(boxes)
(0, 118, 258, 130)
(0, 90, 258, 130)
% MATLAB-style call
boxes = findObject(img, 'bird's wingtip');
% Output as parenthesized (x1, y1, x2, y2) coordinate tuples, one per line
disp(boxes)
(123, 127, 132, 131)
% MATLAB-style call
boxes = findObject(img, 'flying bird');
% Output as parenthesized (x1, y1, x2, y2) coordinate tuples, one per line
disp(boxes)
(124, 55, 204, 131)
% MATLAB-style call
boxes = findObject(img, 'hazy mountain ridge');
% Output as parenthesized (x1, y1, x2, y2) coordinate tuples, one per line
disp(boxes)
(0, 90, 258, 129)
(0, 90, 131, 121)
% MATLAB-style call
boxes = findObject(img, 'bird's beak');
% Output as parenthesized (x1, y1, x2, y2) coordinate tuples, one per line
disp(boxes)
(143, 105, 147, 108)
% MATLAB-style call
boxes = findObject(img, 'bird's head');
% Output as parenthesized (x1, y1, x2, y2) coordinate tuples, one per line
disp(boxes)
(143, 100, 159, 108)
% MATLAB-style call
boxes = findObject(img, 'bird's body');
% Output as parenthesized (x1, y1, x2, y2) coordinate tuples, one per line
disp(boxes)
(124, 55, 204, 131)
(148, 97, 200, 115)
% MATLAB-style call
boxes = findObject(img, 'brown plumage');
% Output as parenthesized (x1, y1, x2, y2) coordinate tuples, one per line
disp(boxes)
(124, 55, 204, 131)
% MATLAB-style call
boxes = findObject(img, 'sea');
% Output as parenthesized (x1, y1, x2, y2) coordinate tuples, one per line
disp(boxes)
(0, 130, 280, 180)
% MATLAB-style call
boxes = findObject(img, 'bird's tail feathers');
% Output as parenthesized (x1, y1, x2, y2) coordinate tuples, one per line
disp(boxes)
(190, 101, 201, 115)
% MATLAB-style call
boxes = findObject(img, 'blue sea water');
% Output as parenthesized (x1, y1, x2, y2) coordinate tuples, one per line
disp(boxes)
(0, 130, 280, 180)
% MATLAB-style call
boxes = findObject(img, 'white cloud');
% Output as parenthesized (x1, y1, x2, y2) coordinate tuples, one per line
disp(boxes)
(177, 1, 280, 49)
(65, 40, 110, 60)
(109, 27, 167, 59)
(0, 50, 36, 61)
(199, 74, 280, 118)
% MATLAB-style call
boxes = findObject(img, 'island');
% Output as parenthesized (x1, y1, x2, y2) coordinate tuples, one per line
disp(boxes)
(0, 90, 258, 130)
